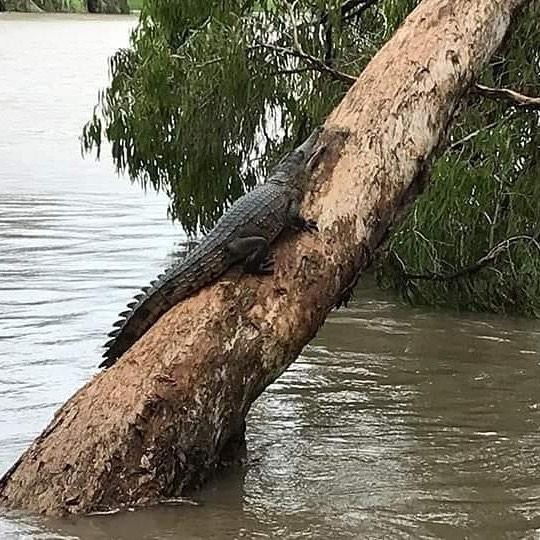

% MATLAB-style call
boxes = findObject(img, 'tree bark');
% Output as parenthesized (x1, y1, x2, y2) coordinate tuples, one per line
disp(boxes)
(0, 0, 527, 516)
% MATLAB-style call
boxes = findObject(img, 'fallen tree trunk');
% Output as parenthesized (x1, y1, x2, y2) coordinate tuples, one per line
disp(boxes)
(0, 0, 527, 516)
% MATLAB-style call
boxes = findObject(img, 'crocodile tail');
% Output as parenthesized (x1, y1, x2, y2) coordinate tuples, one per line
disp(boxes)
(99, 286, 170, 368)
(100, 247, 228, 369)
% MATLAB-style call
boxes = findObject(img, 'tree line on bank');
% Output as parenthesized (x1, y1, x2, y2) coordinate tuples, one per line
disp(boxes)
(0, 0, 132, 13)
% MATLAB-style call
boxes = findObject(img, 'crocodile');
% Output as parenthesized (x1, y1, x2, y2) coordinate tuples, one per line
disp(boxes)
(100, 128, 323, 368)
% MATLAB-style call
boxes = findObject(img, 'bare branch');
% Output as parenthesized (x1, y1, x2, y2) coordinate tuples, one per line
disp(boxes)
(254, 42, 357, 85)
(342, 0, 379, 22)
(269, 67, 315, 76)
(400, 235, 540, 282)
(321, 0, 380, 66)
(447, 110, 516, 151)
(181, 43, 357, 85)
(323, 18, 333, 66)
(473, 83, 540, 110)
(285, 1, 302, 52)
(320, 0, 380, 25)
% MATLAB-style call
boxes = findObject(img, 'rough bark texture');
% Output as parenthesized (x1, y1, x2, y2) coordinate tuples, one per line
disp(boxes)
(0, 0, 526, 516)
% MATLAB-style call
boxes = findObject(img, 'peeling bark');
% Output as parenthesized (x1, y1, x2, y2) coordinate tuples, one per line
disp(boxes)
(0, 0, 527, 516)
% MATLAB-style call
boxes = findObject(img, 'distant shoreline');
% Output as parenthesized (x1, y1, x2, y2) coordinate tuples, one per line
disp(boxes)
(0, 0, 141, 14)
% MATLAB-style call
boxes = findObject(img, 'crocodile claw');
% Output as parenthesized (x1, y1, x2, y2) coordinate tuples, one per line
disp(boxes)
(259, 257, 275, 275)
(303, 219, 318, 234)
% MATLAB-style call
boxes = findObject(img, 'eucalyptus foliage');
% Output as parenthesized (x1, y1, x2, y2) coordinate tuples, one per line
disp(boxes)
(380, 2, 540, 316)
(83, 0, 540, 315)
(82, 0, 417, 233)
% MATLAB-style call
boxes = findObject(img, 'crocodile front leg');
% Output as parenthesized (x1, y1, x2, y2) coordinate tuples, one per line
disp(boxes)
(286, 199, 318, 233)
(227, 237, 274, 275)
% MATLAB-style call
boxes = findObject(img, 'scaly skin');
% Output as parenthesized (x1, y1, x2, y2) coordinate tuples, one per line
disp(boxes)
(100, 128, 322, 368)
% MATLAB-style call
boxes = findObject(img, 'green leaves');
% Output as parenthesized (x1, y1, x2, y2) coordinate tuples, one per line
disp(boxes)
(380, 3, 540, 316)
(82, 0, 392, 234)
(82, 0, 539, 316)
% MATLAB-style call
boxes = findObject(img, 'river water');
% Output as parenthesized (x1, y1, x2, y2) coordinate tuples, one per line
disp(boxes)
(0, 13, 539, 540)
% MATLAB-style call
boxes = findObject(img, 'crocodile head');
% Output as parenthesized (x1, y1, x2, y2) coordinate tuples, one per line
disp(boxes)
(269, 127, 323, 188)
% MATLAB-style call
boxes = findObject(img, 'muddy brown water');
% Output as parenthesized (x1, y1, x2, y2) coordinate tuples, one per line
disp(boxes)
(1, 13, 539, 540)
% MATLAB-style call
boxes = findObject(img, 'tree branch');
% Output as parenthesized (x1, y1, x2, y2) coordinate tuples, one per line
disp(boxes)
(285, 1, 302, 52)
(258, 1, 359, 85)
(269, 67, 315, 76)
(321, 0, 380, 65)
(254, 42, 357, 85)
(342, 0, 379, 22)
(399, 235, 540, 282)
(187, 42, 358, 85)
(447, 110, 516, 151)
(324, 19, 334, 66)
(320, 0, 380, 25)
(182, 1, 377, 86)
(473, 83, 540, 110)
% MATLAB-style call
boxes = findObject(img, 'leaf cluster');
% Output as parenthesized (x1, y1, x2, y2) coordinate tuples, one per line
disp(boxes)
(83, 0, 539, 316)
(379, 2, 540, 316)
(82, 0, 417, 234)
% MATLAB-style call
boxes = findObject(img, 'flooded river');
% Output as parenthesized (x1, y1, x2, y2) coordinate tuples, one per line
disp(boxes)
(1, 13, 539, 540)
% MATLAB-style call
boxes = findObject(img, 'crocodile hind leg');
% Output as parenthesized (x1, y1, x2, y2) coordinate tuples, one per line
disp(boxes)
(227, 236, 274, 275)
(286, 199, 318, 233)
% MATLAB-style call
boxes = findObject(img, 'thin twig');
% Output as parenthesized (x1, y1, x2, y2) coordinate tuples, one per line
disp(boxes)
(269, 67, 316, 76)
(342, 0, 379, 22)
(180, 44, 356, 85)
(192, 56, 225, 68)
(401, 235, 540, 282)
(323, 16, 333, 66)
(473, 83, 540, 111)
(254, 42, 357, 84)
(447, 111, 515, 151)
(321, 0, 380, 65)
(320, 0, 379, 25)
(273, 2, 357, 85)
(286, 1, 302, 52)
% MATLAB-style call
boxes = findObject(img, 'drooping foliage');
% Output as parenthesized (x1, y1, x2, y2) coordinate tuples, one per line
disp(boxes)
(379, 2, 540, 316)
(83, 0, 540, 315)
(82, 0, 418, 233)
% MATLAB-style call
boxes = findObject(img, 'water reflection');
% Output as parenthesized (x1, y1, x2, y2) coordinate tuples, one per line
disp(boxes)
(0, 12, 539, 540)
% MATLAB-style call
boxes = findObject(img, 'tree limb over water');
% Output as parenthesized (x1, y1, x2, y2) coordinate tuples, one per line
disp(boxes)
(0, 0, 529, 516)
(253, 42, 357, 84)
(395, 235, 540, 282)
